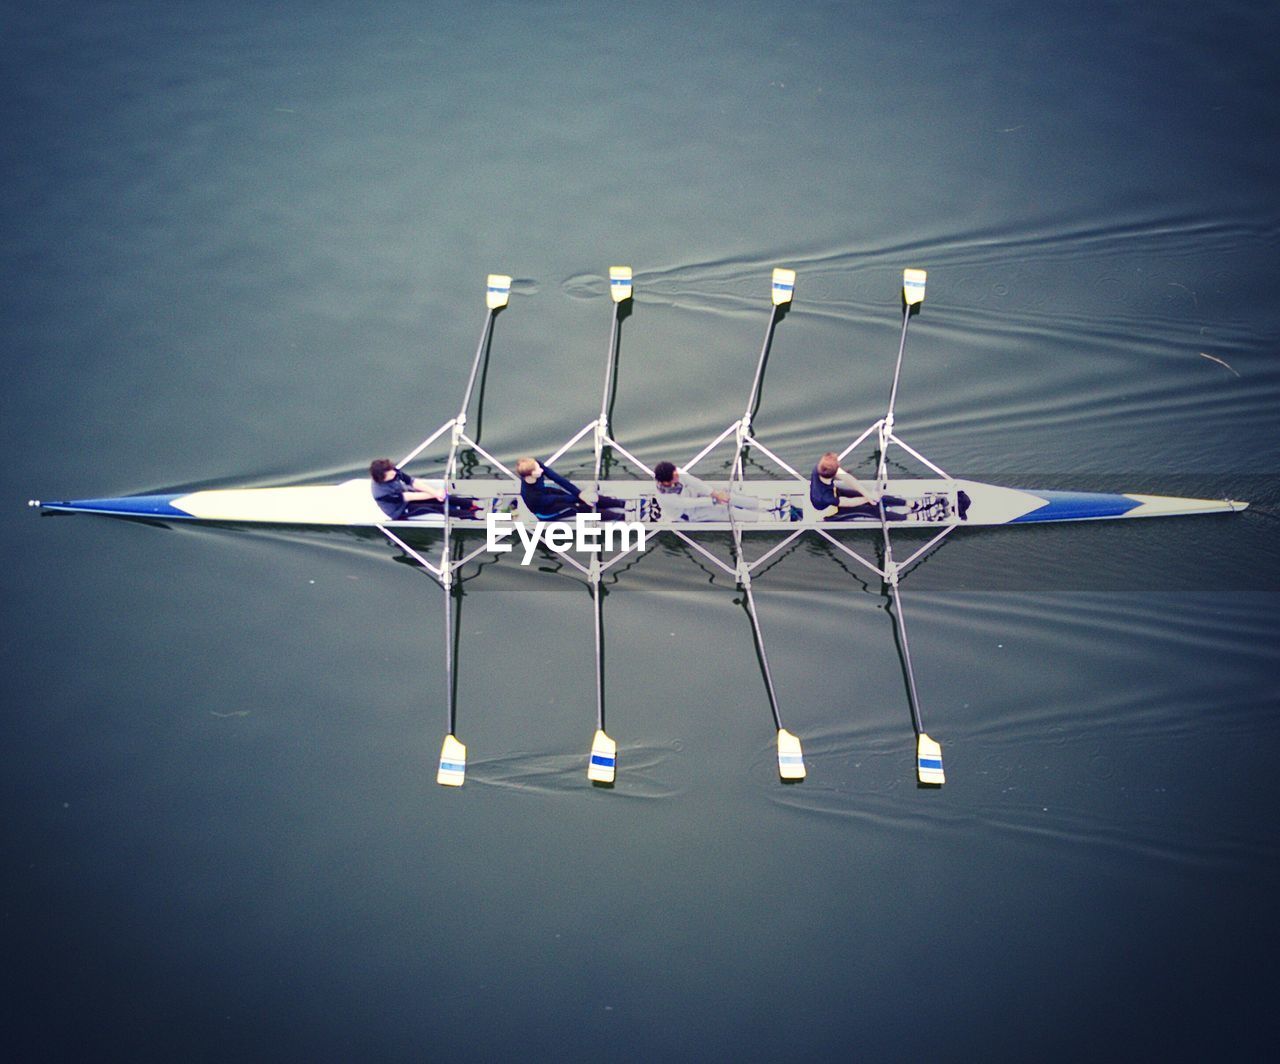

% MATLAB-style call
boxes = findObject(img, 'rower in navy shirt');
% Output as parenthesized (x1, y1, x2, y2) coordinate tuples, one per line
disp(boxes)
(369, 458, 481, 520)
(514, 457, 625, 521)
(810, 451, 910, 521)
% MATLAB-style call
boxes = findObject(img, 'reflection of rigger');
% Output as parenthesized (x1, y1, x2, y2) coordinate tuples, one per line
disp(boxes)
(515, 457, 626, 520)
(809, 451, 913, 521)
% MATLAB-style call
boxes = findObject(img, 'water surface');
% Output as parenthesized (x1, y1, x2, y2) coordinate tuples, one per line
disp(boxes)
(3, 1, 1278, 1060)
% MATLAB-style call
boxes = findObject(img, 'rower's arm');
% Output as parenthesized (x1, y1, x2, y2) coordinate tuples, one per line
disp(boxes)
(542, 464, 582, 498)
(836, 468, 878, 503)
(407, 479, 445, 501)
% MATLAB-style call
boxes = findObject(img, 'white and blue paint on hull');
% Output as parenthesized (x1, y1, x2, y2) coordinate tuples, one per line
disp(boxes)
(31, 477, 1248, 530)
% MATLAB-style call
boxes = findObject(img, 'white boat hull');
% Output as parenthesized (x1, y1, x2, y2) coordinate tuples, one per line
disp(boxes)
(33, 477, 1248, 529)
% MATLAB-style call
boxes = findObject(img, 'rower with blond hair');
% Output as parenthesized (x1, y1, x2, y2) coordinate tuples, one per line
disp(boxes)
(514, 457, 626, 521)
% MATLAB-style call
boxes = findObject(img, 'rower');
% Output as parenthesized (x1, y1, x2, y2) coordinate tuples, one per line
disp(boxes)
(652, 461, 773, 522)
(809, 452, 912, 521)
(515, 457, 626, 521)
(369, 458, 481, 520)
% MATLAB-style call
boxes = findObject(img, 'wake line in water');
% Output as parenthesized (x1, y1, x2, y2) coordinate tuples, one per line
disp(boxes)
(465, 742, 685, 798)
(562, 210, 1279, 309)
(764, 750, 1278, 872)
(560, 211, 1280, 378)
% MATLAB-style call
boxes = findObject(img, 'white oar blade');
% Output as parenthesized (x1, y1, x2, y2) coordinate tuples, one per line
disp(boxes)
(771, 267, 796, 306)
(917, 732, 944, 785)
(486, 274, 512, 310)
(588, 728, 617, 783)
(777, 728, 806, 780)
(437, 733, 467, 787)
(608, 266, 633, 304)
(903, 268, 927, 306)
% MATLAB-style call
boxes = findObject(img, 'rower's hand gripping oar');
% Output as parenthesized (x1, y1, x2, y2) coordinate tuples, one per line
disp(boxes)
(435, 273, 513, 788)
(586, 267, 631, 784)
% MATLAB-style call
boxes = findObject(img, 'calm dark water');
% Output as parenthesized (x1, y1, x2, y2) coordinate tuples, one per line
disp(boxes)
(4, 1, 1279, 1060)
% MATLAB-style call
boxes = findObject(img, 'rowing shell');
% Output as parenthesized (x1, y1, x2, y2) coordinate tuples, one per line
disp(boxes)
(30, 476, 1247, 530)
(26, 266, 1254, 789)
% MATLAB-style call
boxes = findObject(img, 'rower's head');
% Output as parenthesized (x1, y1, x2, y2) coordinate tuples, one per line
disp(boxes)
(816, 452, 840, 478)
(515, 457, 541, 480)
(653, 461, 678, 487)
(369, 458, 397, 483)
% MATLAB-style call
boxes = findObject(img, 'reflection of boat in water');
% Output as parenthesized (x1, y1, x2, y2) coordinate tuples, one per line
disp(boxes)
(30, 268, 1248, 789)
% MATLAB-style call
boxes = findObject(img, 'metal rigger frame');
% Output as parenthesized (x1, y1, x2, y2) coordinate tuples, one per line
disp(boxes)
(382, 266, 950, 788)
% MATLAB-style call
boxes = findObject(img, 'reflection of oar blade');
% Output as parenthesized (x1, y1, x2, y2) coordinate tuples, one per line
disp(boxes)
(777, 728, 806, 780)
(437, 733, 467, 787)
(916, 732, 944, 785)
(588, 729, 617, 783)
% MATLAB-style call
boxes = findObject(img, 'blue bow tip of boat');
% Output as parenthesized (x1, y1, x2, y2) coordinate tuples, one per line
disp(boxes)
(34, 495, 194, 519)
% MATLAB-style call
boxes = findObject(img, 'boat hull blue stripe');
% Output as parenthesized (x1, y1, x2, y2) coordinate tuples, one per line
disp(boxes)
(1008, 491, 1142, 523)
(45, 495, 193, 519)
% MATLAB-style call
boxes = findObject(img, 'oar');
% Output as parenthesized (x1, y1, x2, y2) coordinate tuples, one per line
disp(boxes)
(586, 269, 630, 784)
(737, 268, 795, 466)
(877, 268, 926, 487)
(731, 485, 805, 781)
(436, 541, 467, 786)
(587, 574, 616, 784)
(731, 272, 804, 780)
(436, 274, 511, 788)
(880, 525, 944, 785)
(594, 266, 632, 486)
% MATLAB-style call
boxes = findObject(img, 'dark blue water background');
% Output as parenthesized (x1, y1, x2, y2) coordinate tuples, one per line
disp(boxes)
(3, 2, 1278, 1060)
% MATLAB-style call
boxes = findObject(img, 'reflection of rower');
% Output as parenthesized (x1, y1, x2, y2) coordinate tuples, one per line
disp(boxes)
(369, 459, 481, 519)
(809, 452, 912, 521)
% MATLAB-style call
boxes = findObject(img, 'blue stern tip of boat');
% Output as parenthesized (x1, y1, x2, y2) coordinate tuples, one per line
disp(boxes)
(31, 495, 193, 519)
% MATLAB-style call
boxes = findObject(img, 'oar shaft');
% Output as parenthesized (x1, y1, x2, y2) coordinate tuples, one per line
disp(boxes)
(457, 309, 495, 427)
(592, 578, 605, 731)
(443, 572, 457, 734)
(595, 302, 621, 484)
(741, 579, 783, 731)
(879, 306, 911, 482)
(742, 304, 780, 426)
(887, 576, 925, 735)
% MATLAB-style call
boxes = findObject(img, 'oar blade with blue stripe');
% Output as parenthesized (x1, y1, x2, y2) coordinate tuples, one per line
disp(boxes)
(916, 732, 944, 785)
(608, 266, 633, 304)
(777, 728, 806, 780)
(437, 733, 467, 787)
(771, 267, 796, 306)
(588, 729, 617, 784)
(903, 268, 927, 306)
(485, 274, 512, 310)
